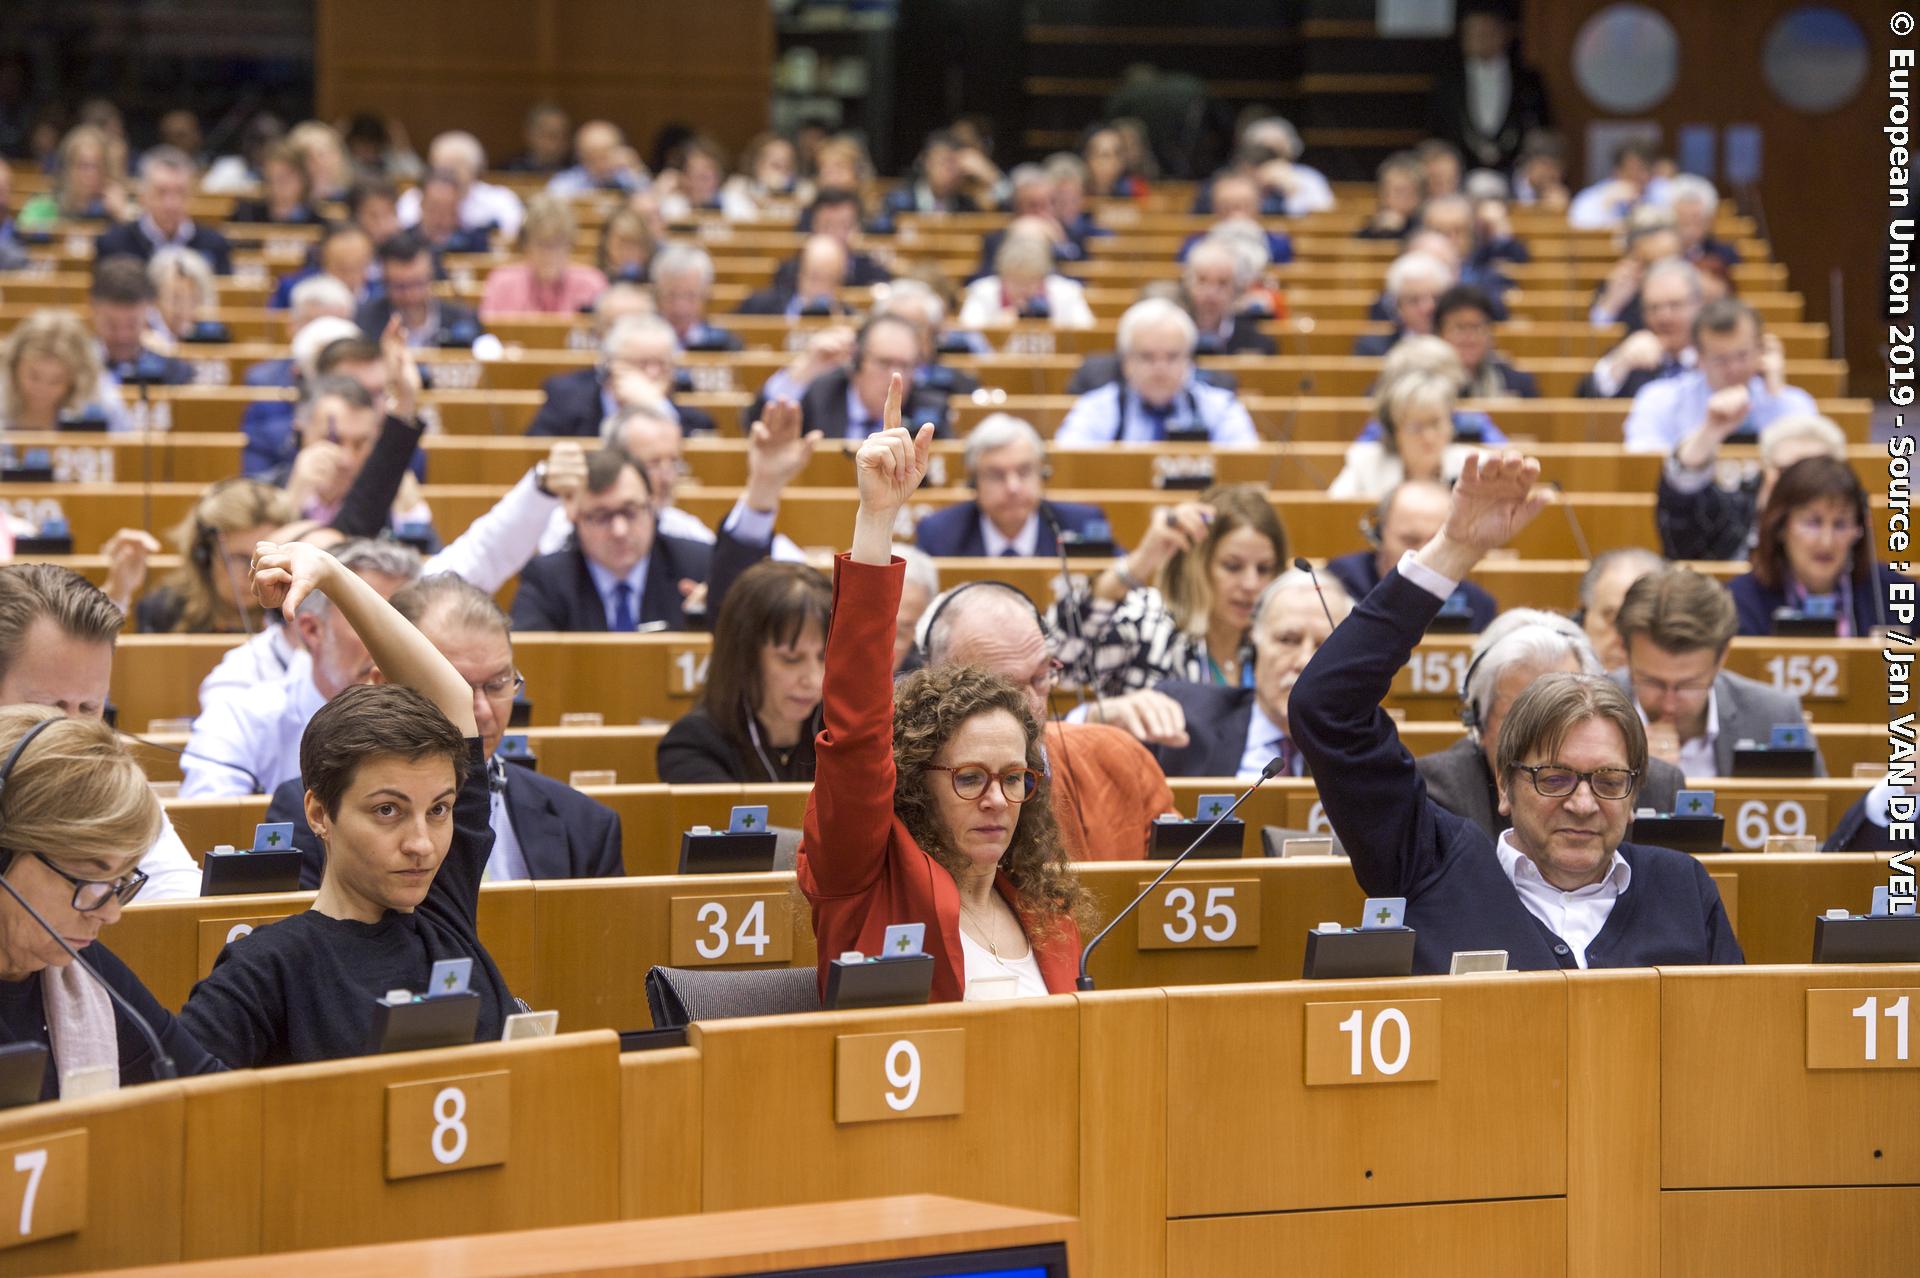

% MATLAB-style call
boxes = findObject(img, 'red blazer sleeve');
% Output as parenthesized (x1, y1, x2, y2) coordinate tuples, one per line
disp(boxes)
(799, 555, 904, 899)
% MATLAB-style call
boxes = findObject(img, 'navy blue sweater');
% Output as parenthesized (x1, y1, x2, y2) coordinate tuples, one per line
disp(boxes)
(1289, 569, 1744, 975)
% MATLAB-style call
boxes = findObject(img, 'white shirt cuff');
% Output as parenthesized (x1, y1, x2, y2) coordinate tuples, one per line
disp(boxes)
(722, 500, 776, 544)
(1396, 550, 1460, 602)
(1662, 454, 1716, 495)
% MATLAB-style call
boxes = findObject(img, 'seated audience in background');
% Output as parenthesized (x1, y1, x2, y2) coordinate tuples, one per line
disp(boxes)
(739, 233, 852, 318)
(268, 573, 622, 884)
(1055, 298, 1258, 445)
(1612, 567, 1822, 775)
(1236, 115, 1337, 214)
(1511, 130, 1570, 210)
(1667, 174, 1741, 275)
(1729, 456, 1900, 638)
(147, 246, 220, 342)
(976, 163, 1090, 274)
(1053, 484, 1284, 696)
(504, 103, 571, 173)
(17, 123, 127, 227)
(241, 280, 357, 458)
(0, 707, 221, 1100)
(1590, 210, 1684, 329)
(659, 560, 830, 784)
(0, 307, 129, 431)
(1658, 412, 1847, 561)
(800, 396, 1093, 1002)
(409, 170, 493, 255)
(1151, 569, 1354, 779)
(778, 188, 892, 289)
(240, 318, 365, 477)
(546, 119, 646, 198)
(916, 579, 1175, 859)
(808, 135, 873, 197)
(894, 546, 939, 673)
(479, 194, 608, 319)
(1180, 233, 1275, 354)
(1421, 608, 1685, 838)
(771, 313, 943, 440)
(528, 313, 716, 438)
(90, 255, 192, 386)
(958, 225, 1096, 328)
(181, 540, 520, 1067)
(1437, 284, 1537, 398)
(286, 120, 354, 201)
(1326, 480, 1499, 630)
(356, 231, 482, 349)
(1418, 190, 1528, 279)
(596, 205, 658, 284)
(651, 243, 741, 350)
(1578, 547, 1665, 671)
(1181, 172, 1292, 265)
(1046, 152, 1105, 246)
(1329, 371, 1474, 499)
(510, 449, 712, 632)
(915, 414, 1112, 557)
(654, 134, 727, 218)
(95, 145, 233, 273)
(230, 142, 327, 225)
(1578, 258, 1702, 397)
(1291, 453, 1742, 973)
(1568, 139, 1666, 230)
(134, 479, 293, 633)
(1415, 138, 1463, 198)
(720, 131, 804, 220)
(181, 538, 423, 797)
(342, 112, 424, 184)
(882, 131, 982, 216)
(1353, 251, 1454, 356)
(1082, 125, 1145, 199)
(396, 130, 525, 239)
(1356, 151, 1425, 239)
(1623, 299, 1816, 453)
(1428, 3, 1549, 171)
(280, 376, 428, 530)
(1356, 335, 1506, 444)
(267, 222, 373, 310)
(0, 565, 201, 899)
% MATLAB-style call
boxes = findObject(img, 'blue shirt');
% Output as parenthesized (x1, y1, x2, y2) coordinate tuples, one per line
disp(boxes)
(1055, 375, 1259, 446)
(584, 555, 649, 631)
(1622, 371, 1819, 453)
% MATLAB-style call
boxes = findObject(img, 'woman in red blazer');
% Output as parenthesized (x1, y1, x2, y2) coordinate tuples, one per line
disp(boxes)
(799, 379, 1094, 1002)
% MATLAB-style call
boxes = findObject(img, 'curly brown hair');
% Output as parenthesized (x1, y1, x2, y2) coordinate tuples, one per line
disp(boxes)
(890, 663, 1097, 939)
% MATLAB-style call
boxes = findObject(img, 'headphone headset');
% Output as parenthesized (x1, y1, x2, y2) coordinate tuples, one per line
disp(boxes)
(189, 476, 261, 574)
(1456, 612, 1591, 737)
(912, 579, 1046, 669)
(0, 716, 62, 876)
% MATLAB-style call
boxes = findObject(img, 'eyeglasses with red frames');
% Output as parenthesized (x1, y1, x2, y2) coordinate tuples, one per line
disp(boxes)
(926, 764, 1042, 803)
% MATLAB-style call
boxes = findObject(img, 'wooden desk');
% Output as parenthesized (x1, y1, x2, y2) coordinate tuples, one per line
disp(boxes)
(92, 1194, 1085, 1277)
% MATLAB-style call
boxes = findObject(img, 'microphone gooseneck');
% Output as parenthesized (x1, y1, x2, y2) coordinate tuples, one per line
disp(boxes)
(1294, 556, 1338, 632)
(1074, 755, 1286, 991)
(120, 731, 264, 795)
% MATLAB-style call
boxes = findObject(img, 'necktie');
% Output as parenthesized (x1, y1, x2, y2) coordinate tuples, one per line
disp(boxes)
(999, 546, 1020, 558)
(1268, 737, 1297, 777)
(487, 755, 510, 794)
(612, 582, 636, 633)
(1140, 402, 1174, 441)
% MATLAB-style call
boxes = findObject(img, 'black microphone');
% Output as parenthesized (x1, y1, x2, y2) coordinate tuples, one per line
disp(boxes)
(1294, 556, 1338, 631)
(1075, 754, 1287, 991)
(1546, 481, 1592, 563)
(120, 732, 264, 794)
(0, 873, 177, 1081)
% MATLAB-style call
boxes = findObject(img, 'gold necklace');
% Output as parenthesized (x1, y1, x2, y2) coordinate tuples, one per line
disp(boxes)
(959, 897, 1003, 958)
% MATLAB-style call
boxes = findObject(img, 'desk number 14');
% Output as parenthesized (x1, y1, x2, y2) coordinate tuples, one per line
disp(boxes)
(1853, 994, 1911, 1062)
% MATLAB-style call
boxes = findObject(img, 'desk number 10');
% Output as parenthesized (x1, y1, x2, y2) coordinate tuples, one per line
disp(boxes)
(1853, 994, 1911, 1062)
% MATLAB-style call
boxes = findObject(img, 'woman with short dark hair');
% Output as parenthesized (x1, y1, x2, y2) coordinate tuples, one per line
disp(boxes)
(1729, 456, 1902, 637)
(801, 378, 1094, 1003)
(659, 560, 829, 783)
(180, 539, 518, 1066)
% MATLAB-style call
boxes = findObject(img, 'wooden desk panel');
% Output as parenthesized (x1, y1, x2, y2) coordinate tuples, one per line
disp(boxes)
(618, 1047, 704, 1221)
(1660, 1187, 1920, 1278)
(1165, 975, 1567, 1216)
(691, 1001, 1080, 1217)
(1168, 1198, 1566, 1278)
(1705, 855, 1892, 964)
(1660, 966, 1920, 1189)
(1078, 990, 1168, 1278)
(1567, 972, 1660, 1278)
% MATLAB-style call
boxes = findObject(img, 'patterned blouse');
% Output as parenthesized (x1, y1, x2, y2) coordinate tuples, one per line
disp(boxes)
(1047, 584, 1250, 697)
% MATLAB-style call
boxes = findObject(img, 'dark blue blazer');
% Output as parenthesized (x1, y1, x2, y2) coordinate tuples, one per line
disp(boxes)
(1151, 681, 1256, 778)
(269, 768, 623, 888)
(240, 358, 298, 477)
(1289, 569, 1744, 974)
(509, 536, 713, 633)
(912, 499, 1112, 558)
(96, 220, 234, 274)
(525, 368, 716, 438)
(1325, 550, 1498, 632)
(1728, 564, 1904, 638)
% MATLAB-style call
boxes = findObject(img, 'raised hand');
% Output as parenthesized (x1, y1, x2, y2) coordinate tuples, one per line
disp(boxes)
(1704, 384, 1752, 438)
(849, 375, 933, 565)
(1440, 451, 1550, 555)
(745, 397, 822, 508)
(100, 528, 161, 613)
(542, 441, 587, 500)
(250, 540, 340, 622)
(380, 314, 422, 423)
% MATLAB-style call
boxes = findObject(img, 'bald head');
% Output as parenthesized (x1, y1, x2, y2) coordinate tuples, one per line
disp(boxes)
(927, 585, 1052, 720)
(1373, 480, 1451, 579)
(796, 234, 850, 298)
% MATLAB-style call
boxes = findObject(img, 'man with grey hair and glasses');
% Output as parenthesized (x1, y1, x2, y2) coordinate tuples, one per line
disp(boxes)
(1291, 452, 1742, 973)
(912, 414, 1112, 558)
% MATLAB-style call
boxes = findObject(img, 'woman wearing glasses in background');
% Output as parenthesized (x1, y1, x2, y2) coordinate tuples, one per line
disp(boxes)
(799, 378, 1094, 1003)
(1727, 456, 1902, 638)
(0, 708, 221, 1099)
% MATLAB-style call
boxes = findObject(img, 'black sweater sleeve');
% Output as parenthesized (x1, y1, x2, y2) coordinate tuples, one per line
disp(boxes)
(1288, 570, 1454, 900)
(658, 708, 749, 783)
(87, 944, 226, 1083)
(427, 739, 496, 930)
(330, 413, 425, 538)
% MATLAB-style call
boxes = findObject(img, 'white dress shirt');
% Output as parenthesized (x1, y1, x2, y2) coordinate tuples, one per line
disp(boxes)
(959, 929, 1049, 1000)
(396, 179, 525, 240)
(981, 512, 1040, 558)
(134, 811, 209, 902)
(1326, 441, 1474, 501)
(1636, 691, 1720, 781)
(956, 274, 1096, 329)
(1492, 828, 1632, 969)
(198, 627, 304, 713)
(1621, 370, 1819, 454)
(421, 469, 559, 592)
(1237, 700, 1298, 781)
(539, 500, 806, 561)
(180, 662, 328, 798)
(1054, 377, 1259, 446)
(1465, 57, 1512, 138)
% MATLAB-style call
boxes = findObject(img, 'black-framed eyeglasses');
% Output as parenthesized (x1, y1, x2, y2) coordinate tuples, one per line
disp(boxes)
(24, 852, 147, 912)
(1510, 765, 1639, 801)
(926, 764, 1042, 804)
